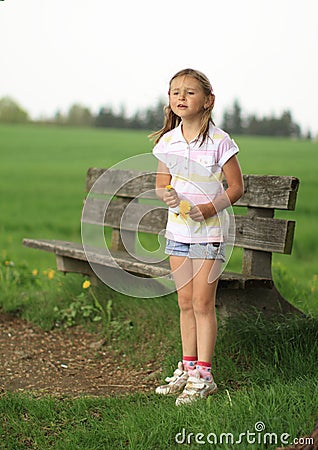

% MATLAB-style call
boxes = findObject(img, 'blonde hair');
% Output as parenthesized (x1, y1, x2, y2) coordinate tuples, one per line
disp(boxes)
(149, 68, 215, 145)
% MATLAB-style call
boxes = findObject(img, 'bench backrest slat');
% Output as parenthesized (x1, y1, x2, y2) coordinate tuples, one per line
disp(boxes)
(82, 198, 295, 254)
(86, 168, 299, 211)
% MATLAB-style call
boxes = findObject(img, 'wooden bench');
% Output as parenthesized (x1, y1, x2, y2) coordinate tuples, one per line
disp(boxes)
(23, 167, 301, 316)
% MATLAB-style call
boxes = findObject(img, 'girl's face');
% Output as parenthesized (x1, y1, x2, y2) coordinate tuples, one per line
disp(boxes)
(169, 75, 212, 121)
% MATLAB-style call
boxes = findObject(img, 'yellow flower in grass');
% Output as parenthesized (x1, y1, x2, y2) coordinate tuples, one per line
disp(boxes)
(47, 269, 55, 280)
(4, 260, 14, 267)
(82, 280, 91, 289)
(32, 269, 38, 276)
(179, 200, 191, 219)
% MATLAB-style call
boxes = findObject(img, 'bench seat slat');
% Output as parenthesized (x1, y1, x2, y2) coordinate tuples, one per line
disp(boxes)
(22, 238, 273, 289)
(86, 168, 299, 211)
(23, 238, 171, 277)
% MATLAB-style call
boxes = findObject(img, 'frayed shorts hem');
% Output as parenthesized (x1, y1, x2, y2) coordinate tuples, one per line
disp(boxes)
(165, 239, 226, 262)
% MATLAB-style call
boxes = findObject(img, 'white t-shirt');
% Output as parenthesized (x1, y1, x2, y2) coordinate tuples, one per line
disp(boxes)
(152, 122, 239, 243)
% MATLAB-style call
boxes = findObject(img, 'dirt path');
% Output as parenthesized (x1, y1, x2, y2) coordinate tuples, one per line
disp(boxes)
(0, 311, 157, 397)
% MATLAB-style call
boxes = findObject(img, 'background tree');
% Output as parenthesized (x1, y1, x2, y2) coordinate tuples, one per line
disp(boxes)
(2, 93, 305, 138)
(0, 96, 29, 123)
(66, 103, 93, 127)
(222, 100, 302, 138)
(54, 110, 65, 126)
(221, 99, 243, 134)
(95, 106, 127, 128)
(142, 99, 165, 131)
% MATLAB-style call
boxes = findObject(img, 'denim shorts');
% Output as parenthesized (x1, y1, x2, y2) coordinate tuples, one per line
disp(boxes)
(165, 239, 226, 262)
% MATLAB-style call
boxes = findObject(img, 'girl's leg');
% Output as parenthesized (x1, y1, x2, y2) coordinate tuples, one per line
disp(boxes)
(191, 259, 222, 363)
(169, 256, 196, 358)
(175, 259, 221, 405)
(155, 256, 196, 396)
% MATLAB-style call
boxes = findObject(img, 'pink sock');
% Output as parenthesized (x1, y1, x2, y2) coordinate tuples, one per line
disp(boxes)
(182, 356, 197, 372)
(197, 361, 212, 381)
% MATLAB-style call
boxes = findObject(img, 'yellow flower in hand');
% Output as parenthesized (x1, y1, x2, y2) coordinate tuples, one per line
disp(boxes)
(179, 200, 191, 219)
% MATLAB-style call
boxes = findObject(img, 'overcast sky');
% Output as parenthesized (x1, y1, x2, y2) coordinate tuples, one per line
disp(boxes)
(1, 0, 317, 135)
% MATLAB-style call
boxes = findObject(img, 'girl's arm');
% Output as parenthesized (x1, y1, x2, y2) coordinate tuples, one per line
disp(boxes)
(189, 155, 244, 221)
(155, 161, 180, 208)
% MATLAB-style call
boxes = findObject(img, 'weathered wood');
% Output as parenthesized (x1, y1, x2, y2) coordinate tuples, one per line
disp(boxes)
(83, 197, 168, 232)
(234, 216, 295, 254)
(23, 238, 171, 278)
(233, 174, 299, 210)
(242, 206, 273, 277)
(108, 198, 136, 252)
(216, 286, 302, 316)
(22, 238, 274, 289)
(242, 250, 272, 278)
(82, 198, 296, 254)
(86, 169, 157, 199)
(22, 167, 301, 316)
(56, 254, 93, 276)
(86, 168, 299, 210)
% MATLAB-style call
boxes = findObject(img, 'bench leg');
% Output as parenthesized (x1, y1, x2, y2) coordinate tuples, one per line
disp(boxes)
(216, 286, 303, 318)
(56, 255, 100, 285)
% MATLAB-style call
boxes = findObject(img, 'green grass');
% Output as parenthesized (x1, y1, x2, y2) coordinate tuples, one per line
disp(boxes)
(1, 382, 317, 450)
(1, 313, 317, 449)
(1, 124, 318, 449)
(1, 124, 153, 267)
(1, 124, 317, 311)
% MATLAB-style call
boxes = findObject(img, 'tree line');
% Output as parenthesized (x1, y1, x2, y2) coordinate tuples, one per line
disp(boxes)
(221, 100, 305, 138)
(0, 95, 312, 139)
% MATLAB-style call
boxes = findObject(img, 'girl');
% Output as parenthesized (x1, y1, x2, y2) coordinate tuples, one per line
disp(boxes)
(151, 68, 244, 406)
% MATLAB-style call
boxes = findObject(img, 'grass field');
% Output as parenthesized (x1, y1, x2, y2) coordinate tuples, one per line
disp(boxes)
(1, 124, 317, 311)
(1, 124, 318, 449)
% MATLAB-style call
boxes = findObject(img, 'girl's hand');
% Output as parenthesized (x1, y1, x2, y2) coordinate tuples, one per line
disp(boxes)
(163, 186, 180, 208)
(189, 203, 216, 222)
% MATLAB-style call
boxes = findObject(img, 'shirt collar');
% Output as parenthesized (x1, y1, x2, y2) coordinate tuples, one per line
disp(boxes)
(170, 123, 185, 144)
(170, 122, 215, 146)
